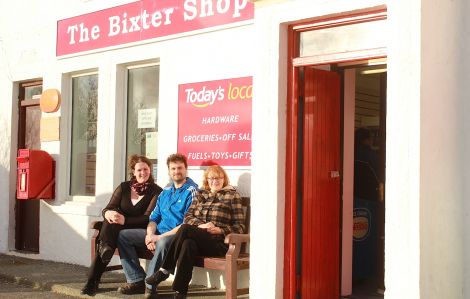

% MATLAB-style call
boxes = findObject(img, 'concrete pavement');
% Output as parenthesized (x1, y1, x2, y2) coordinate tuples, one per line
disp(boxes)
(0, 276, 75, 298)
(0, 253, 385, 299)
(0, 253, 239, 299)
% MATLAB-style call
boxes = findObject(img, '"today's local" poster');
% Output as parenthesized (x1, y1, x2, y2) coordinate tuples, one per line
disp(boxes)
(177, 76, 252, 167)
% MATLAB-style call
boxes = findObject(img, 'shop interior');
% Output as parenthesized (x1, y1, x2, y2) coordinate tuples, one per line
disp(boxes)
(347, 61, 386, 299)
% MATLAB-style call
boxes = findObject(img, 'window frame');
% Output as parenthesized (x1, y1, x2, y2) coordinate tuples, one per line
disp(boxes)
(68, 70, 99, 201)
(120, 61, 160, 182)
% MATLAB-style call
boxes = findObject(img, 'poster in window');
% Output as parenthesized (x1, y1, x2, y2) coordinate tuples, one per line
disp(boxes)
(145, 131, 158, 159)
(177, 76, 252, 167)
(138, 109, 156, 129)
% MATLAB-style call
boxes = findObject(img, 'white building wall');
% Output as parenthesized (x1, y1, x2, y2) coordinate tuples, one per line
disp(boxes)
(0, 0, 253, 289)
(386, 0, 422, 298)
(419, 0, 470, 298)
(461, 3, 470, 297)
(0, 63, 16, 254)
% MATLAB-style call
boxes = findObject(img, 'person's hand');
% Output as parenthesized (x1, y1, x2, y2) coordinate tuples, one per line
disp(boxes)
(104, 210, 116, 223)
(104, 210, 125, 225)
(198, 222, 215, 230)
(145, 234, 160, 251)
(114, 213, 125, 225)
(207, 226, 223, 235)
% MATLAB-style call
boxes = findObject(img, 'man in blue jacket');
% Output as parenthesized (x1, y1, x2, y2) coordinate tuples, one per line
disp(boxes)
(116, 153, 198, 298)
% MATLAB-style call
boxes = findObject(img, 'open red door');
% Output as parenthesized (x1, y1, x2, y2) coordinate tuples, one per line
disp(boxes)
(299, 67, 341, 298)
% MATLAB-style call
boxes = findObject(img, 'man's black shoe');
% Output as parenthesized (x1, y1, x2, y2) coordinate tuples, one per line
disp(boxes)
(145, 287, 158, 299)
(174, 291, 187, 299)
(117, 280, 146, 294)
(145, 270, 170, 287)
(81, 279, 99, 296)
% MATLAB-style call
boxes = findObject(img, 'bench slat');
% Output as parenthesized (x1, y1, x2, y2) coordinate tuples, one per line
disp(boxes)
(194, 254, 250, 270)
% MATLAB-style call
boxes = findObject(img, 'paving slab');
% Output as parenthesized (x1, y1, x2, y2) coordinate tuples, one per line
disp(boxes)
(0, 254, 246, 299)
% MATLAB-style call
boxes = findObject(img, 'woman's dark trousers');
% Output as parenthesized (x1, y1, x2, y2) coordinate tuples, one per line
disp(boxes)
(161, 224, 228, 294)
(87, 220, 123, 281)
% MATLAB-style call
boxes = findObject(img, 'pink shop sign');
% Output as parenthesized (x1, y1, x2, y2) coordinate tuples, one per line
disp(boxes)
(177, 76, 252, 167)
(57, 0, 254, 56)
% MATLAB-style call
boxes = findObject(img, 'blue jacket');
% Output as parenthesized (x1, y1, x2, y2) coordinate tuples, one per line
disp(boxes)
(149, 177, 198, 234)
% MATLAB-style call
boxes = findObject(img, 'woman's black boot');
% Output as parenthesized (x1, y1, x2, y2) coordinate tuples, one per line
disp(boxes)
(98, 242, 114, 264)
(81, 279, 99, 296)
(83, 255, 106, 296)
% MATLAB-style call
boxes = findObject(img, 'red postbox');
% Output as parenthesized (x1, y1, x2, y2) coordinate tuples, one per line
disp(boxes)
(16, 149, 55, 200)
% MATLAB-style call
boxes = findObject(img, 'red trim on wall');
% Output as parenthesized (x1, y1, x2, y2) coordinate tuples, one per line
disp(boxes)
(292, 6, 386, 32)
(284, 23, 299, 299)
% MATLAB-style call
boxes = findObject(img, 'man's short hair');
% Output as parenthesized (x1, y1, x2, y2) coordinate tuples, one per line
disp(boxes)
(166, 153, 188, 169)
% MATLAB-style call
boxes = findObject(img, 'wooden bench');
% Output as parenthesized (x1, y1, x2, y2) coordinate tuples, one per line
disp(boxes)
(90, 197, 250, 299)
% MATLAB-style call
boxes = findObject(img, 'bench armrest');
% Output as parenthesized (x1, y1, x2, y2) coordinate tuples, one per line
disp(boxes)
(224, 233, 249, 261)
(90, 220, 103, 230)
(224, 233, 249, 245)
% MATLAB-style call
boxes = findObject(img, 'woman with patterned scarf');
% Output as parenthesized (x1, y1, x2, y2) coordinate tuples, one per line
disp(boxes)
(81, 154, 163, 296)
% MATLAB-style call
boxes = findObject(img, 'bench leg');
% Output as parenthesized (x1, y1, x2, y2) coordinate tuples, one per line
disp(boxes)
(226, 258, 238, 299)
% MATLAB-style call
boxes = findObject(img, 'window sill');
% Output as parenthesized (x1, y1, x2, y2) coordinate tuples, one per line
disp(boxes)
(46, 200, 102, 217)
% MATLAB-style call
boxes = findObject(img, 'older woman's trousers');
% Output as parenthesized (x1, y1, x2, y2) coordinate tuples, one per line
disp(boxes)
(161, 224, 228, 294)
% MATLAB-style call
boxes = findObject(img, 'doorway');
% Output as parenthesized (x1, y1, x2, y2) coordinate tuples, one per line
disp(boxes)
(349, 64, 386, 299)
(15, 80, 42, 252)
(284, 8, 387, 299)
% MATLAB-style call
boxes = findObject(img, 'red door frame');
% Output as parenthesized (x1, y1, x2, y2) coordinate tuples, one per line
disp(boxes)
(284, 8, 387, 299)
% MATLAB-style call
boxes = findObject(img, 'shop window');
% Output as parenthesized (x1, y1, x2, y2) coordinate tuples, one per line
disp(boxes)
(125, 65, 159, 179)
(293, 9, 387, 65)
(299, 19, 386, 57)
(24, 85, 43, 101)
(19, 82, 43, 149)
(70, 73, 98, 196)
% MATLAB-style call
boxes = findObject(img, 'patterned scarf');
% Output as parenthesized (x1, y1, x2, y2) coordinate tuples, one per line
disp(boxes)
(131, 179, 150, 196)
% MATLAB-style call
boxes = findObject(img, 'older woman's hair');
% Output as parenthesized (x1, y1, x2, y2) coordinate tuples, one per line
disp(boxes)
(202, 165, 229, 190)
(128, 154, 154, 182)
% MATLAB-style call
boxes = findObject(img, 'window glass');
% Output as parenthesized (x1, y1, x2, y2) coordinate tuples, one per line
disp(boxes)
(70, 74, 98, 196)
(126, 65, 159, 180)
(299, 19, 386, 57)
(24, 85, 42, 100)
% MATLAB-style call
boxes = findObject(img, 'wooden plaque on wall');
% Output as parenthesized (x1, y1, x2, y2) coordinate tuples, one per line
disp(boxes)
(40, 117, 60, 141)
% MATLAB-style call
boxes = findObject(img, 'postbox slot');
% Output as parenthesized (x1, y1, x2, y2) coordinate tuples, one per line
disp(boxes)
(20, 173, 27, 192)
